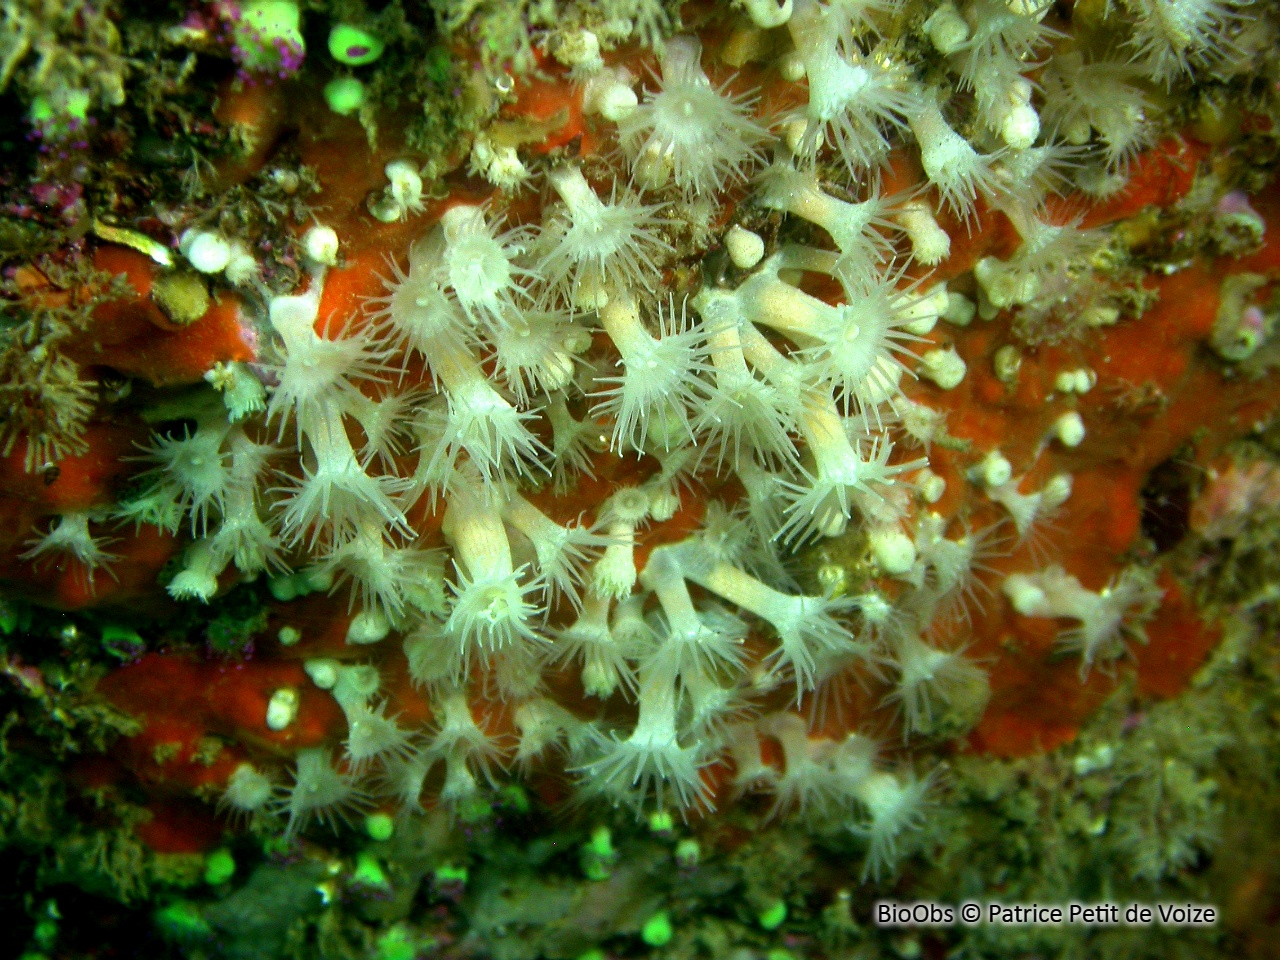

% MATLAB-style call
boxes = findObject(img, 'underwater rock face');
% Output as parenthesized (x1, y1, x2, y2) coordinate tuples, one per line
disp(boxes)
(1, 0, 1280, 957)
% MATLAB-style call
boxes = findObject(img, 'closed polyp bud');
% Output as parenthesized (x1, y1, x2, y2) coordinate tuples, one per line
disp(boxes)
(923, 3, 969, 54)
(898, 201, 951, 266)
(993, 344, 1022, 383)
(977, 450, 1012, 488)
(347, 609, 391, 644)
(917, 469, 946, 504)
(725, 225, 765, 270)
(554, 30, 603, 73)
(266, 687, 299, 730)
(919, 347, 967, 389)
(302, 224, 339, 266)
(305, 658, 339, 689)
(869, 526, 917, 575)
(1042, 472, 1073, 508)
(778, 51, 806, 82)
(1052, 411, 1085, 448)
(185, 230, 232, 273)
(223, 240, 259, 286)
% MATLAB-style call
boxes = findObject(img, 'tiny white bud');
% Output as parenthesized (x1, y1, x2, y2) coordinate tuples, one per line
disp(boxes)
(223, 240, 258, 287)
(302, 224, 339, 267)
(277, 625, 301, 647)
(782, 117, 808, 155)
(1042, 472, 1074, 508)
(778, 50, 806, 82)
(185, 231, 232, 274)
(1001, 103, 1041, 150)
(648, 488, 681, 522)
(304, 659, 339, 689)
(1054, 368, 1097, 394)
(1003, 576, 1047, 615)
(919, 347, 967, 389)
(977, 450, 1013, 488)
(598, 86, 639, 122)
(903, 284, 950, 335)
(993, 345, 1023, 384)
(869, 526, 917, 575)
(898, 201, 951, 267)
(742, 0, 792, 29)
(857, 591, 893, 624)
(553, 29, 603, 73)
(818, 510, 848, 538)
(917, 469, 947, 504)
(923, 2, 970, 54)
(582, 68, 638, 121)
(385, 159, 423, 211)
(1053, 411, 1086, 448)
(725, 225, 765, 270)
(347, 609, 391, 645)
(302, 566, 334, 593)
(944, 292, 977, 326)
(368, 194, 404, 223)
(265, 687, 299, 731)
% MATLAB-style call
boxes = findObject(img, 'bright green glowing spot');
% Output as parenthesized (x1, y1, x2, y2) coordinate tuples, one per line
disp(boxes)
(353, 851, 390, 890)
(203, 848, 235, 885)
(324, 77, 366, 116)
(365, 812, 394, 841)
(328, 24, 385, 65)
(641, 910, 673, 947)
(758, 899, 787, 930)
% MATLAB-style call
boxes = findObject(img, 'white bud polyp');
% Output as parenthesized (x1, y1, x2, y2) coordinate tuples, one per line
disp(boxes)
(185, 230, 232, 274)
(1042, 472, 1074, 509)
(648, 487, 681, 521)
(778, 51, 806, 83)
(1001, 101, 1041, 151)
(897, 200, 951, 266)
(266, 687, 300, 731)
(1003, 575, 1046, 614)
(977, 450, 1013, 488)
(1053, 411, 1086, 448)
(347, 609, 391, 644)
(917, 469, 946, 504)
(305, 658, 339, 689)
(742, 0, 792, 28)
(988, 77, 1040, 150)
(782, 117, 808, 154)
(919, 347, 967, 389)
(369, 194, 404, 223)
(974, 256, 1039, 311)
(870, 526, 917, 575)
(725, 225, 765, 270)
(581, 67, 639, 121)
(1054, 368, 1096, 394)
(903, 285, 950, 336)
(554, 29, 603, 74)
(385, 160, 424, 217)
(303, 224, 340, 266)
(923, 2, 970, 54)
(469, 134, 530, 190)
(944, 292, 977, 327)
(223, 240, 259, 286)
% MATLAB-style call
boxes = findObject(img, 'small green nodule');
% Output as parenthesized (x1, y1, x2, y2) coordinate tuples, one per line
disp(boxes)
(641, 910, 673, 947)
(328, 24, 385, 65)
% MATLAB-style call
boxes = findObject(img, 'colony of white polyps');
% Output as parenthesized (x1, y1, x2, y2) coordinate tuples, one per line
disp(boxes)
(86, 0, 1251, 875)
